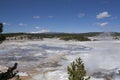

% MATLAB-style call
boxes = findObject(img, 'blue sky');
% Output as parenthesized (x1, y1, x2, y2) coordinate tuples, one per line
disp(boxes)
(0, 0, 120, 33)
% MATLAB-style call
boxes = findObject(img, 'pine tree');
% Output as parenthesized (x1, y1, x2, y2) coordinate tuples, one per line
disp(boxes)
(0, 63, 21, 80)
(0, 23, 3, 33)
(67, 57, 90, 80)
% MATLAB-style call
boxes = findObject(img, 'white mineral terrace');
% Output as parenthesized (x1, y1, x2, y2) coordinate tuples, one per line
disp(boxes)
(0, 38, 120, 80)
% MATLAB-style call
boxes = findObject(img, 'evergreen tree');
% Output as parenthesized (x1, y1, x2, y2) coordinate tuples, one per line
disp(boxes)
(67, 57, 90, 80)
(0, 23, 3, 33)
(0, 23, 5, 42)
(0, 63, 21, 80)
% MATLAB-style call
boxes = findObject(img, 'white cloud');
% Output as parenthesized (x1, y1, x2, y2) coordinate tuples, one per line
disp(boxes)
(3, 22, 11, 26)
(35, 26, 40, 29)
(31, 29, 50, 33)
(40, 29, 50, 33)
(78, 13, 85, 18)
(18, 23, 27, 26)
(48, 16, 54, 18)
(96, 22, 108, 27)
(96, 11, 111, 19)
(33, 16, 40, 19)
(100, 22, 108, 27)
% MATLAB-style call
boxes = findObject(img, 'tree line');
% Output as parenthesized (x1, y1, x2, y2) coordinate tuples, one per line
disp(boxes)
(0, 32, 103, 41)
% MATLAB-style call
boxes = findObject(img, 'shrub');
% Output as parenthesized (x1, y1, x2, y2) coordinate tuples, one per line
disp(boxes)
(67, 57, 90, 80)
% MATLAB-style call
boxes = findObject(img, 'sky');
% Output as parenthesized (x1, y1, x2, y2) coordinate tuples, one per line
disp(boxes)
(0, 0, 120, 33)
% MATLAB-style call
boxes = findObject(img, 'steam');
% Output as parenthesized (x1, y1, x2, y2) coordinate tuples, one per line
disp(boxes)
(82, 41, 120, 73)
(97, 32, 114, 40)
